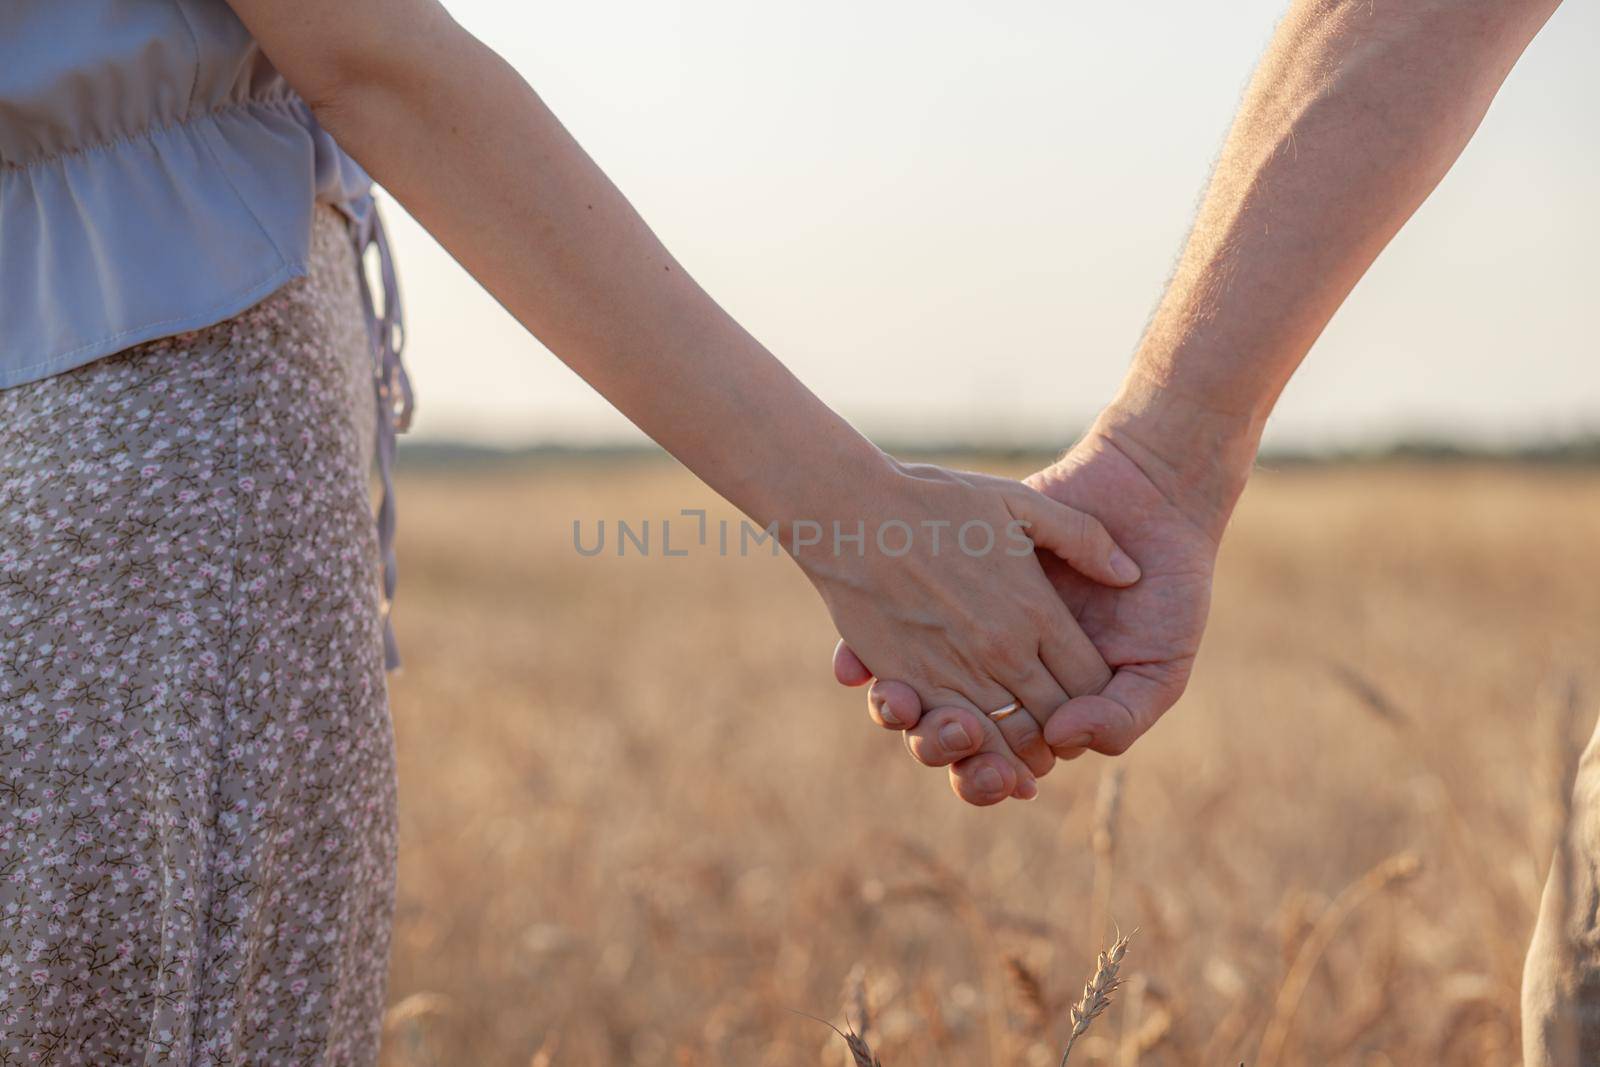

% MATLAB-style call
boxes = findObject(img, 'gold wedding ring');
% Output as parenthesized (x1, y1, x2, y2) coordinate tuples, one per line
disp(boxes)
(987, 701, 1022, 722)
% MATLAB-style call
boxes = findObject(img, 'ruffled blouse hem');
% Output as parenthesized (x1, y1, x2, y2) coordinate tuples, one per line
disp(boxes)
(0, 261, 304, 389)
(0, 95, 373, 388)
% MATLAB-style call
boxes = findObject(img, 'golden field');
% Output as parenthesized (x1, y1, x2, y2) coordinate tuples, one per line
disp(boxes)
(375, 457, 1600, 1066)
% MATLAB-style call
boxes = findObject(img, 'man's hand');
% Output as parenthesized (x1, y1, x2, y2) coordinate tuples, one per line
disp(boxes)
(800, 459, 1144, 801)
(839, 0, 1565, 806)
(836, 406, 1239, 804)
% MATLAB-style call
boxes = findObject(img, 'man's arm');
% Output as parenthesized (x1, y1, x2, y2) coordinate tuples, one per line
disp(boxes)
(1098, 0, 1563, 531)
(845, 0, 1566, 806)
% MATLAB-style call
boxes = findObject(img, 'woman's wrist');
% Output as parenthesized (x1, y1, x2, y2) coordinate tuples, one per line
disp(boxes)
(724, 421, 901, 569)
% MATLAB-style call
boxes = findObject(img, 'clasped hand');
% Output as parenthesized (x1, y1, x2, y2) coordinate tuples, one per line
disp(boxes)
(816, 428, 1222, 806)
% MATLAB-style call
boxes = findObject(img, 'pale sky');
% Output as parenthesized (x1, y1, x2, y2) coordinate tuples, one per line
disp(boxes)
(383, 1, 1599, 450)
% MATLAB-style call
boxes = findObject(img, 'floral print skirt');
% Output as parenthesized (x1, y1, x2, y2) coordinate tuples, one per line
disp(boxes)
(0, 204, 398, 1064)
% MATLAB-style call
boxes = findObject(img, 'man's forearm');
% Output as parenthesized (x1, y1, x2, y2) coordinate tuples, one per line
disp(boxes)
(1098, 0, 1562, 533)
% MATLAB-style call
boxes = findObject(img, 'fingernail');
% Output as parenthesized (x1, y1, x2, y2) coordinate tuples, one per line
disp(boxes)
(975, 767, 1004, 795)
(1054, 732, 1092, 750)
(1014, 778, 1038, 801)
(877, 703, 901, 726)
(1110, 549, 1141, 583)
(938, 722, 973, 753)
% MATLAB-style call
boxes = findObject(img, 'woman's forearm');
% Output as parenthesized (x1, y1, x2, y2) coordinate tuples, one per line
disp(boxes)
(1099, 0, 1562, 533)
(243, 3, 890, 533)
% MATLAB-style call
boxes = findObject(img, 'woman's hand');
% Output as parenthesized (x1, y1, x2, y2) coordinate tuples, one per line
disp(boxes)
(795, 456, 1141, 802)
(836, 405, 1240, 805)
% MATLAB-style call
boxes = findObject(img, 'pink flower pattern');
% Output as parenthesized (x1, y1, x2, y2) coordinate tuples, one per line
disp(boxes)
(0, 206, 398, 1064)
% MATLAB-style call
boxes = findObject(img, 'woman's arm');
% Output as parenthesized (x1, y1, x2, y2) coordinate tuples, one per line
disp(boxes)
(226, 0, 1139, 797)
(237, 0, 861, 531)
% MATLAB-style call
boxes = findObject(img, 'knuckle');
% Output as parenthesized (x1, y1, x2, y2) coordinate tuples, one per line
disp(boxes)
(976, 628, 1027, 672)
(1020, 599, 1057, 631)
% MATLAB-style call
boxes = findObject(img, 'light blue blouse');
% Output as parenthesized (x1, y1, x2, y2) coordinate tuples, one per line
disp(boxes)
(0, 0, 415, 670)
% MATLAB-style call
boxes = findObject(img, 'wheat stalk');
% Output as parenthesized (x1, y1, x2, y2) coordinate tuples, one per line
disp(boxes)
(1059, 928, 1133, 1067)
(1089, 767, 1125, 948)
(842, 963, 872, 1050)
(1257, 851, 1421, 1067)
(794, 1010, 882, 1067)
(1006, 954, 1051, 1031)
(838, 1024, 881, 1067)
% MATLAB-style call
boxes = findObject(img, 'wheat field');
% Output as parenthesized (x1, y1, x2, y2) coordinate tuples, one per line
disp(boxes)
(374, 457, 1600, 1066)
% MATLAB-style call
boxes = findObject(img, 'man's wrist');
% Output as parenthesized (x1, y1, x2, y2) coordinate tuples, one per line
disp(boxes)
(1091, 373, 1265, 540)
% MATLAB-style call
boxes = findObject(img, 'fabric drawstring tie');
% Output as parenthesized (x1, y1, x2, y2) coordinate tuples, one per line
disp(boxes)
(350, 195, 415, 672)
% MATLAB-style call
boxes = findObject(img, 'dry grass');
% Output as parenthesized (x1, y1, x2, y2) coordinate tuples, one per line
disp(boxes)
(376, 458, 1600, 1065)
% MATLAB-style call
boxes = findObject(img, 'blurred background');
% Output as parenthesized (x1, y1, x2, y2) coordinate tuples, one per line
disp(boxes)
(374, 3, 1600, 1065)
(386, 0, 1599, 453)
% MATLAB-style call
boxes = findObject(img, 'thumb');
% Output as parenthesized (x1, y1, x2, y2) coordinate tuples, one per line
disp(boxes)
(1043, 668, 1176, 756)
(1009, 489, 1141, 587)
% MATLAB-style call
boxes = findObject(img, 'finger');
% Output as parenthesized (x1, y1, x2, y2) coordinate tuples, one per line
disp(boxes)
(1012, 598, 1111, 751)
(904, 684, 1038, 801)
(950, 705, 1085, 797)
(833, 640, 873, 686)
(1037, 609, 1113, 702)
(987, 659, 1072, 778)
(987, 704, 1052, 779)
(1043, 665, 1182, 756)
(927, 684, 1039, 801)
(904, 705, 988, 766)
(947, 752, 1020, 807)
(1009, 490, 1140, 587)
(867, 678, 922, 730)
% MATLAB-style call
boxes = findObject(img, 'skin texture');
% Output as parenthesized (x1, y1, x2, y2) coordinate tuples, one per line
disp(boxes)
(220, 0, 1147, 798)
(842, 0, 1565, 798)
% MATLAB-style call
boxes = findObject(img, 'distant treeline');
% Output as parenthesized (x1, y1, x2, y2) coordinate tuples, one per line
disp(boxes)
(397, 435, 1600, 470)
(1262, 435, 1600, 467)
